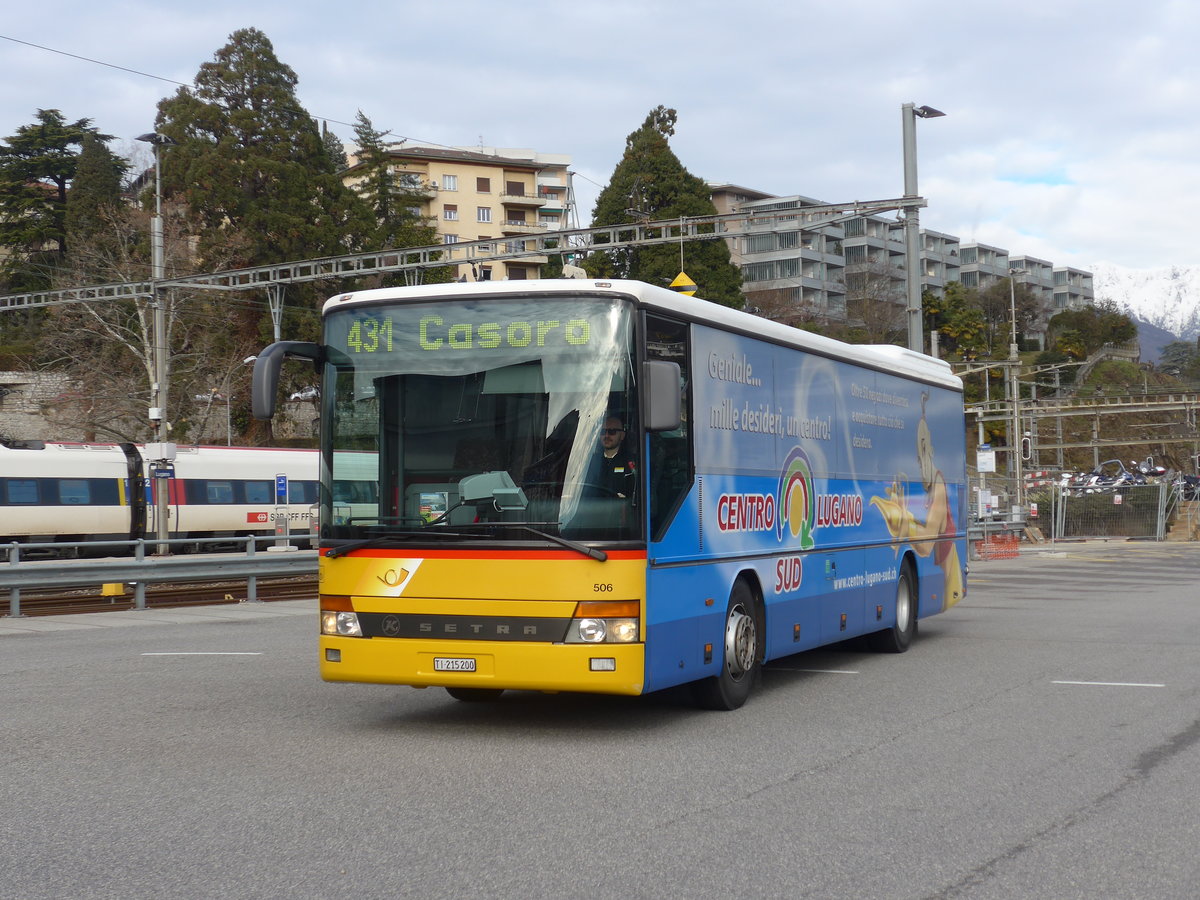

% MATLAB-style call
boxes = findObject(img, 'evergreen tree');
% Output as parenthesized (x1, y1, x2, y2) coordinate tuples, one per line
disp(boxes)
(351, 112, 440, 251)
(1158, 340, 1197, 371)
(0, 109, 110, 290)
(587, 106, 742, 307)
(64, 133, 128, 255)
(321, 122, 349, 170)
(154, 27, 371, 269)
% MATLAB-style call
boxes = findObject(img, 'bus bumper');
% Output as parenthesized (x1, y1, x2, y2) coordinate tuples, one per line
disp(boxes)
(319, 636, 645, 696)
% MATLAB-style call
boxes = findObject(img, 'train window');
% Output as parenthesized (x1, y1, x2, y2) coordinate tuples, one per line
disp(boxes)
(4, 479, 39, 504)
(245, 481, 272, 504)
(206, 481, 234, 504)
(289, 481, 318, 504)
(59, 479, 91, 504)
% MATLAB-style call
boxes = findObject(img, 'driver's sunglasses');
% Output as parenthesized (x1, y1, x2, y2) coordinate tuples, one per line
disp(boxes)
(603, 428, 624, 434)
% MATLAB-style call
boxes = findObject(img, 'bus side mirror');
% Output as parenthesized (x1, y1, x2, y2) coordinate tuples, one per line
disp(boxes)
(643, 360, 681, 432)
(251, 341, 322, 420)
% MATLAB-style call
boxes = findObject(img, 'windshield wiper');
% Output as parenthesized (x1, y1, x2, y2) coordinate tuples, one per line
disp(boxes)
(325, 523, 607, 562)
(323, 529, 471, 558)
(510, 525, 607, 562)
(416, 521, 607, 562)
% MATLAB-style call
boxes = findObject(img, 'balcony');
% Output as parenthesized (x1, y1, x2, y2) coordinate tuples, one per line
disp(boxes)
(500, 220, 548, 236)
(500, 191, 548, 208)
(537, 194, 567, 212)
(393, 179, 438, 198)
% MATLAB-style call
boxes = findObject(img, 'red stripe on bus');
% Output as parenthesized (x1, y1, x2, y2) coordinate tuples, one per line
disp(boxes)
(322, 548, 648, 560)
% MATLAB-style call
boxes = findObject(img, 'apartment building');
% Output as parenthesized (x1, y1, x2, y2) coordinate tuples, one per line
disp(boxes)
(709, 187, 847, 321)
(956, 242, 1011, 290)
(920, 230, 961, 294)
(708, 183, 777, 268)
(709, 183, 1094, 350)
(1051, 267, 1094, 313)
(343, 143, 573, 281)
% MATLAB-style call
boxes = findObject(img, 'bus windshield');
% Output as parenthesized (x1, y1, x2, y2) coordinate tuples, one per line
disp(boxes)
(322, 294, 640, 545)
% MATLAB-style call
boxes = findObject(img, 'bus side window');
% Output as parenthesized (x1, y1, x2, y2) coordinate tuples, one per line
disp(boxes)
(645, 314, 691, 540)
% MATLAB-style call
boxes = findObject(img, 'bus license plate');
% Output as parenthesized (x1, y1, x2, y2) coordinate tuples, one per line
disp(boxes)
(434, 657, 476, 672)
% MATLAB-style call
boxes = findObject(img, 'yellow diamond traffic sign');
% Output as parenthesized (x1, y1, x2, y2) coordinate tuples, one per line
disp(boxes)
(669, 271, 697, 296)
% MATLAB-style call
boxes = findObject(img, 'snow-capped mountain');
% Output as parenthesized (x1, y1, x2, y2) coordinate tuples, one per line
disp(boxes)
(1092, 264, 1200, 343)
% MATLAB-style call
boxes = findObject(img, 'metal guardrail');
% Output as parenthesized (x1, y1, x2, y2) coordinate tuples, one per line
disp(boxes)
(3, 536, 317, 618)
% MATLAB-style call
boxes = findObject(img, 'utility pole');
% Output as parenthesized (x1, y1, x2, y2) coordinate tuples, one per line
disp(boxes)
(1008, 269, 1026, 511)
(901, 102, 945, 354)
(137, 132, 179, 553)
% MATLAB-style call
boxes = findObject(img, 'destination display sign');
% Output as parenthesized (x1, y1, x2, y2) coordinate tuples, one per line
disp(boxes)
(326, 298, 626, 374)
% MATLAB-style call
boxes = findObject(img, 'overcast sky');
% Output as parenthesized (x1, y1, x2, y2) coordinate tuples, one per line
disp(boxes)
(3, 0, 1197, 273)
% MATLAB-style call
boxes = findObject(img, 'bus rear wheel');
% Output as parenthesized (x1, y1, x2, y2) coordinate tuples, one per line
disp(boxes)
(868, 563, 916, 653)
(445, 687, 504, 702)
(692, 580, 760, 710)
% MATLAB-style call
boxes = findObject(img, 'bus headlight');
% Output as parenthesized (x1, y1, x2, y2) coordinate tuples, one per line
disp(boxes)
(565, 600, 639, 644)
(577, 618, 607, 642)
(568, 617, 639, 643)
(608, 619, 638, 643)
(321, 610, 362, 637)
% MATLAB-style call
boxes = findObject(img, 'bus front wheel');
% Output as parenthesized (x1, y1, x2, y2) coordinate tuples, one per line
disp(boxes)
(691, 580, 760, 710)
(868, 563, 916, 653)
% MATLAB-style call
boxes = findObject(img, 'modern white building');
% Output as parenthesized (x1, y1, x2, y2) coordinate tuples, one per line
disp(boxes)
(708, 182, 1094, 351)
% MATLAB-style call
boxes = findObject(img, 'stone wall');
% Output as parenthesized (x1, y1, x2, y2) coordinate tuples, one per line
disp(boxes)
(1, 370, 319, 446)
(0, 371, 79, 441)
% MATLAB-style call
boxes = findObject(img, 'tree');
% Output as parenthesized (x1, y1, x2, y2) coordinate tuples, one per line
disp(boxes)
(977, 277, 1041, 353)
(925, 282, 986, 358)
(1158, 340, 1197, 372)
(154, 28, 370, 270)
(1046, 302, 1137, 360)
(0, 109, 111, 291)
(350, 112, 441, 252)
(838, 259, 907, 344)
(64, 133, 128, 254)
(42, 200, 259, 443)
(1095, 298, 1137, 345)
(321, 122, 348, 171)
(586, 106, 742, 306)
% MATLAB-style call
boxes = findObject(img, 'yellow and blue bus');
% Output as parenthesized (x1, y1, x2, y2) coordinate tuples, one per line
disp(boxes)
(252, 279, 966, 709)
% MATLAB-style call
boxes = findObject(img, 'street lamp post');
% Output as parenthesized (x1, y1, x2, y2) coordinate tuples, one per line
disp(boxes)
(1008, 267, 1026, 362)
(1008, 268, 1027, 509)
(137, 131, 178, 553)
(901, 103, 945, 354)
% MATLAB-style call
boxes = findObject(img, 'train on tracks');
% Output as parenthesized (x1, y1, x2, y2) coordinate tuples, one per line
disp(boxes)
(0, 440, 326, 554)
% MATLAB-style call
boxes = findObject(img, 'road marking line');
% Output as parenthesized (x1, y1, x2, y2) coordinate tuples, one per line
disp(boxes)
(773, 667, 859, 675)
(1053, 680, 1164, 687)
(141, 652, 263, 656)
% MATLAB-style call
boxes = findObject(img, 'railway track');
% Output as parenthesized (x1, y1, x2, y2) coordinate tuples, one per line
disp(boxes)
(1, 576, 317, 617)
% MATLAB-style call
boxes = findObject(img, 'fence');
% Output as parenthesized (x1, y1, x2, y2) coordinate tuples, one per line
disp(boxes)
(3, 536, 317, 618)
(1025, 481, 1172, 541)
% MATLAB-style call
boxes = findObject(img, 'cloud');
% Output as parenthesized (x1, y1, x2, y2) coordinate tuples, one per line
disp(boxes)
(4, 0, 1200, 269)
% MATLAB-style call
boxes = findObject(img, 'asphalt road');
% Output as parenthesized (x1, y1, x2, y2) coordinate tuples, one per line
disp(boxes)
(2, 541, 1198, 899)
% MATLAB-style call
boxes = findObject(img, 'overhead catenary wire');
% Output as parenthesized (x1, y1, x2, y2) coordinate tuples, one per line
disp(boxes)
(0, 32, 463, 146)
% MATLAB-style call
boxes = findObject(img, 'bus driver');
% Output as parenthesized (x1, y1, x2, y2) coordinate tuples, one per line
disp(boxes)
(592, 416, 637, 500)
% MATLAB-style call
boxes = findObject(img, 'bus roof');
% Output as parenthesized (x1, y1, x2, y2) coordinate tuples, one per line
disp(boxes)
(321, 279, 962, 392)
